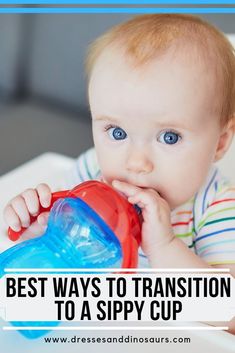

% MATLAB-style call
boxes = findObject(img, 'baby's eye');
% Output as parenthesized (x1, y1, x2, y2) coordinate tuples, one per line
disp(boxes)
(107, 126, 127, 140)
(158, 131, 181, 145)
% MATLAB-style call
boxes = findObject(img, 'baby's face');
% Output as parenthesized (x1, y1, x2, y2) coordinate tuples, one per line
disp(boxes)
(89, 47, 222, 209)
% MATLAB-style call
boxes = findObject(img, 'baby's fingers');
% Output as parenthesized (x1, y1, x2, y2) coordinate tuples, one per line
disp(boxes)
(112, 180, 164, 215)
(128, 191, 159, 212)
(112, 180, 158, 204)
(10, 196, 32, 229)
(36, 183, 52, 208)
(3, 205, 21, 231)
(112, 180, 141, 198)
(21, 188, 40, 216)
(37, 212, 50, 227)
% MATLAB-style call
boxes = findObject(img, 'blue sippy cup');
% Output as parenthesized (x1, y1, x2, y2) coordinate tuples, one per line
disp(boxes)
(0, 181, 141, 338)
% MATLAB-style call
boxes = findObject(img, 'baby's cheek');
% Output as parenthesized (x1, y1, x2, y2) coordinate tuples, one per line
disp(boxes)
(163, 172, 204, 209)
(99, 158, 121, 179)
(157, 170, 187, 206)
(97, 164, 114, 183)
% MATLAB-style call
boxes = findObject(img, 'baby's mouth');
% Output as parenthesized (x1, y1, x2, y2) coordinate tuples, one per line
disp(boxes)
(125, 178, 160, 191)
(107, 176, 163, 199)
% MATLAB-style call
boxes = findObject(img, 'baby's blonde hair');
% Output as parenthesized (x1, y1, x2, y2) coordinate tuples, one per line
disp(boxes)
(86, 14, 235, 125)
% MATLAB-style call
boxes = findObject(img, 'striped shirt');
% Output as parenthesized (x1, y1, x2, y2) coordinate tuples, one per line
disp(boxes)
(68, 148, 235, 268)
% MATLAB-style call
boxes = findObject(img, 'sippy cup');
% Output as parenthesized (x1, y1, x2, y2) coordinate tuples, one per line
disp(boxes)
(0, 181, 141, 338)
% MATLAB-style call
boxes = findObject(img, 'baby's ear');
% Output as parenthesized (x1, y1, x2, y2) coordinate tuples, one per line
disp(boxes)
(214, 116, 235, 162)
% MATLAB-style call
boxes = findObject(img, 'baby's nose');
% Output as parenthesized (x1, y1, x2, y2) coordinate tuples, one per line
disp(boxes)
(126, 149, 153, 174)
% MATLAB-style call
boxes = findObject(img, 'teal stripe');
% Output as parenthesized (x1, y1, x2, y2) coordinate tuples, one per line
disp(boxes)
(201, 250, 235, 257)
(198, 207, 235, 230)
(83, 154, 93, 180)
(201, 217, 235, 228)
(197, 238, 235, 254)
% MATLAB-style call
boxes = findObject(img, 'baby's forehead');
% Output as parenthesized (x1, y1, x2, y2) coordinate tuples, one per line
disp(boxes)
(88, 16, 235, 126)
(90, 43, 222, 130)
(92, 41, 220, 95)
(94, 38, 218, 76)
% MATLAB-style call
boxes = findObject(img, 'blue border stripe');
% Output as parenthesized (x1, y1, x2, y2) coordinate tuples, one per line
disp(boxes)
(1, 1, 235, 4)
(1, 8, 235, 13)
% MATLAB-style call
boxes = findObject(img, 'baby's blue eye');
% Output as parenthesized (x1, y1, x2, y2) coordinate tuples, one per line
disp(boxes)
(158, 131, 181, 145)
(108, 127, 127, 140)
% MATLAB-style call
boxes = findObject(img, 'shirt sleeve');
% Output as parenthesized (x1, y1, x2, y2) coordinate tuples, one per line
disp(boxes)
(194, 186, 235, 265)
(65, 147, 101, 188)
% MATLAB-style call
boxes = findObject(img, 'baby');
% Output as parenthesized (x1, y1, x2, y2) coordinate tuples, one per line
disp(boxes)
(3, 14, 235, 274)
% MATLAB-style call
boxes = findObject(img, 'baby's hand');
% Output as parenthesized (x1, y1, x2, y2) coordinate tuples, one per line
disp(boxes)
(112, 180, 174, 260)
(3, 183, 52, 238)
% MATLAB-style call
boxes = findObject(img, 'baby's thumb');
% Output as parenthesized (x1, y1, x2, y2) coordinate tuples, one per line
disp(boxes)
(37, 212, 50, 226)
